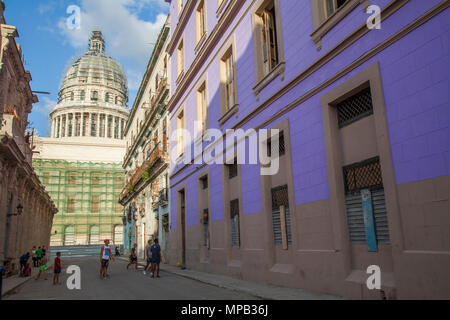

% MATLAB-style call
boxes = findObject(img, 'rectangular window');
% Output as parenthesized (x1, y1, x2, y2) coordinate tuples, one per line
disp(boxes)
(80, 90, 85, 101)
(43, 172, 50, 184)
(227, 159, 238, 179)
(337, 87, 373, 128)
(75, 113, 81, 136)
(68, 114, 73, 137)
(121, 119, 125, 139)
(68, 172, 77, 185)
(92, 174, 101, 185)
(91, 195, 100, 213)
(91, 113, 97, 137)
(177, 40, 184, 78)
(107, 115, 113, 138)
(82, 113, 89, 136)
(271, 185, 292, 246)
(224, 51, 235, 111)
(67, 195, 75, 213)
(177, 110, 185, 157)
(114, 117, 119, 139)
(196, 0, 207, 43)
(197, 82, 208, 133)
(200, 175, 208, 189)
(99, 114, 106, 137)
(230, 199, 240, 247)
(342, 157, 389, 246)
(259, 2, 279, 75)
(56, 117, 61, 138)
(163, 118, 167, 152)
(267, 131, 286, 157)
(325, 0, 348, 17)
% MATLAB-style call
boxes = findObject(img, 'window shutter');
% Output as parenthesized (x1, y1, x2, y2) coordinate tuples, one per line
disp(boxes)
(271, 185, 292, 245)
(343, 157, 390, 246)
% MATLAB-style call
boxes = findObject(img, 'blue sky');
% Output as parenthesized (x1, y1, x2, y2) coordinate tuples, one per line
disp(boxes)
(3, 0, 170, 136)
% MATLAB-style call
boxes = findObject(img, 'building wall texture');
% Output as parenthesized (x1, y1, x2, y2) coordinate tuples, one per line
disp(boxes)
(0, 1, 57, 272)
(175, 0, 449, 299)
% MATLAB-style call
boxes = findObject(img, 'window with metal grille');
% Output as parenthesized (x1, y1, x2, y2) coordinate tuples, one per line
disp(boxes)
(337, 87, 373, 128)
(271, 185, 292, 245)
(200, 175, 208, 189)
(343, 157, 390, 245)
(228, 160, 238, 179)
(267, 131, 286, 157)
(343, 156, 383, 192)
(230, 199, 240, 247)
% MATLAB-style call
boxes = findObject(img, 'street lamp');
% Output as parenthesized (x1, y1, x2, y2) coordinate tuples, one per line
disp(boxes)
(7, 204, 23, 217)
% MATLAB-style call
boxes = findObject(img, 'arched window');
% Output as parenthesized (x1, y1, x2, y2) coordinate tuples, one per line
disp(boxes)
(113, 225, 123, 245)
(91, 91, 98, 101)
(70, 92, 74, 101)
(115, 96, 119, 104)
(80, 90, 85, 101)
(64, 225, 75, 246)
(89, 225, 100, 244)
(105, 92, 110, 103)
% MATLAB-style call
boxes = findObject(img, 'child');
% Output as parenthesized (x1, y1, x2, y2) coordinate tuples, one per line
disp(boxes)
(35, 254, 48, 280)
(53, 252, 62, 285)
(24, 263, 31, 277)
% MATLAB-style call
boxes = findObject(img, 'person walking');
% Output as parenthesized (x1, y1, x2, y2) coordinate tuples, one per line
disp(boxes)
(35, 254, 48, 280)
(143, 239, 153, 275)
(31, 246, 37, 267)
(35, 246, 43, 267)
(127, 243, 138, 270)
(19, 252, 30, 277)
(53, 252, 62, 285)
(100, 239, 114, 279)
(150, 238, 161, 278)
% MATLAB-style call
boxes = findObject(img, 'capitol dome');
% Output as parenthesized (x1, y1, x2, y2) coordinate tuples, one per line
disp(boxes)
(49, 31, 129, 141)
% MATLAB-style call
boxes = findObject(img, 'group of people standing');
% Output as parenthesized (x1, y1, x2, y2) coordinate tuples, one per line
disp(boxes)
(18, 245, 61, 285)
(127, 238, 161, 278)
(19, 245, 47, 278)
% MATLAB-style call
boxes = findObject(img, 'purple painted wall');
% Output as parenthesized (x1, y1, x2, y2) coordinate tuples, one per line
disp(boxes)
(169, 0, 450, 230)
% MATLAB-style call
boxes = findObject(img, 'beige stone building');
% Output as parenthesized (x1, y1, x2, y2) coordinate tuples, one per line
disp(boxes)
(119, 17, 171, 259)
(0, 1, 57, 272)
(33, 31, 129, 246)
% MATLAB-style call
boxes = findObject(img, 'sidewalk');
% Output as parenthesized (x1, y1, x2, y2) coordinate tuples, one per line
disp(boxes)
(117, 257, 342, 300)
(1, 274, 33, 298)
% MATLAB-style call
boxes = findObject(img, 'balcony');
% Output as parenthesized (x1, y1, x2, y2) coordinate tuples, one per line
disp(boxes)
(159, 188, 168, 206)
(119, 142, 169, 204)
(0, 114, 33, 164)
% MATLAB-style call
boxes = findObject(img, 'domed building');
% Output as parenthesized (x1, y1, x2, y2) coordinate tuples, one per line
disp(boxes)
(33, 31, 129, 247)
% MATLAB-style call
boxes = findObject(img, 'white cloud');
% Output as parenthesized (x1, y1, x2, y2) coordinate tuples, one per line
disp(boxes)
(56, 0, 169, 106)
(33, 96, 57, 117)
(57, 0, 168, 66)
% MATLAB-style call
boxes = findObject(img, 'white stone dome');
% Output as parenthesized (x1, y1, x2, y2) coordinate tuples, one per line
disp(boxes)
(49, 31, 129, 141)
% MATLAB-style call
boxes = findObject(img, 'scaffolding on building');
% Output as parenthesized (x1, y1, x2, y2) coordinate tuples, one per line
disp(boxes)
(33, 159, 125, 246)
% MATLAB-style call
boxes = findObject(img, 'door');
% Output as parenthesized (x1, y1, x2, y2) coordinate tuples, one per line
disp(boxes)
(180, 190, 186, 266)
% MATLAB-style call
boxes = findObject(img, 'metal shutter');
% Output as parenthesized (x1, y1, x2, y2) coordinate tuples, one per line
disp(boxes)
(272, 206, 292, 245)
(372, 188, 390, 244)
(345, 192, 366, 244)
(271, 185, 292, 245)
(344, 188, 390, 245)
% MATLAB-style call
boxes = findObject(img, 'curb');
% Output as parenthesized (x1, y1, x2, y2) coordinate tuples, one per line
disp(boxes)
(115, 257, 339, 300)
(1, 275, 33, 298)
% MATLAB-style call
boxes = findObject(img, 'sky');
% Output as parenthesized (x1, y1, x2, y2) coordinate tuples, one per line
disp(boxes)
(2, 0, 170, 137)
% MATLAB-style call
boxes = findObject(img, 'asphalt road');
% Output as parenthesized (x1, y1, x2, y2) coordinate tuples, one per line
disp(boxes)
(4, 257, 260, 300)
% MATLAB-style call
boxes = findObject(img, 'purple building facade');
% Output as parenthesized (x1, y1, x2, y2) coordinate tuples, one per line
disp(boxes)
(166, 0, 450, 299)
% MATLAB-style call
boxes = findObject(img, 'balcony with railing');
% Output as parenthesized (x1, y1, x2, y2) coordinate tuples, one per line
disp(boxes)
(119, 142, 169, 204)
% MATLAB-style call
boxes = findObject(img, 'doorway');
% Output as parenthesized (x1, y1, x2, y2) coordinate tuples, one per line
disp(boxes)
(179, 189, 186, 266)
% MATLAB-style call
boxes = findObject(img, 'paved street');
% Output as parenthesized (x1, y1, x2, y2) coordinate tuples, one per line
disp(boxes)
(4, 257, 259, 300)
